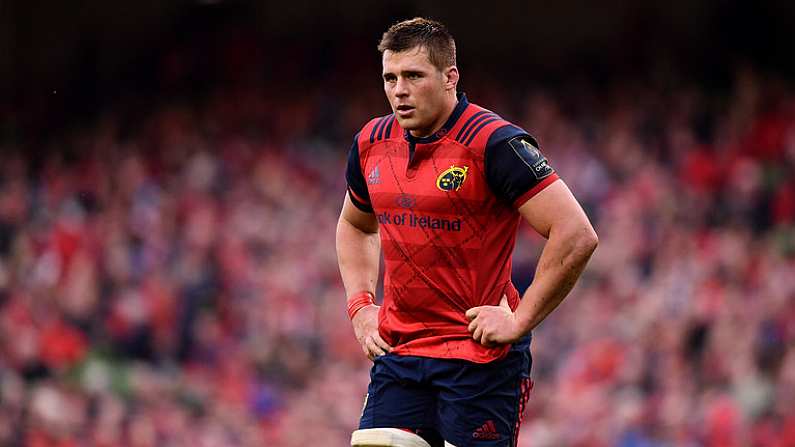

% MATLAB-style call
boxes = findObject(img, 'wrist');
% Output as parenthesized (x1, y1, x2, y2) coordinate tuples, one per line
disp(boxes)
(513, 308, 534, 335)
(347, 291, 376, 320)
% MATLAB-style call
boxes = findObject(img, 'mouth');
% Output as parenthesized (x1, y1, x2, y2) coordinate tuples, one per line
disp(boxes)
(396, 105, 415, 117)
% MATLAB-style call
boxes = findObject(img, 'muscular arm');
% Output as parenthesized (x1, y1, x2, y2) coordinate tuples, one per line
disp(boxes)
(467, 179, 598, 345)
(336, 193, 392, 358)
(512, 179, 598, 333)
(336, 193, 380, 297)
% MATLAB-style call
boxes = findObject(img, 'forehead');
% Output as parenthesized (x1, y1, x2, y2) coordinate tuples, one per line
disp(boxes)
(382, 46, 435, 72)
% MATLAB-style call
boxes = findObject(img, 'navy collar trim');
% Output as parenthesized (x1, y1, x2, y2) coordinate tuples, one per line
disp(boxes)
(404, 92, 469, 144)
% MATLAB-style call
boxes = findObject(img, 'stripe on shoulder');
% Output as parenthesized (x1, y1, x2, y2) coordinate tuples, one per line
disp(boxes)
(368, 114, 395, 143)
(450, 104, 507, 147)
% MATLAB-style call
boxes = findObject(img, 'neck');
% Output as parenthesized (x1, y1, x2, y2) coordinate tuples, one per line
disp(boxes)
(409, 91, 458, 138)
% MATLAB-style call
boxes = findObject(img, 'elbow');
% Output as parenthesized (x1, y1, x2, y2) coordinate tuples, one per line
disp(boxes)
(565, 223, 597, 260)
(550, 221, 598, 262)
(578, 225, 599, 257)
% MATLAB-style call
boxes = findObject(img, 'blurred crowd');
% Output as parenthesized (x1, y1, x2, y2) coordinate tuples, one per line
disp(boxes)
(1, 65, 794, 447)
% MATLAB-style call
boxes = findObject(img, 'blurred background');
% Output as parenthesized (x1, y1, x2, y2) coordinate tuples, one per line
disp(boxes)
(1, 1, 795, 446)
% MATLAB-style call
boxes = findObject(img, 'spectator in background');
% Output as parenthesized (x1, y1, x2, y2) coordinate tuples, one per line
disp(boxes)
(0, 61, 792, 446)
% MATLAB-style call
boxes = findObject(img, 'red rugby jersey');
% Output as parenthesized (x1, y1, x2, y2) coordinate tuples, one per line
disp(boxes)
(346, 93, 559, 363)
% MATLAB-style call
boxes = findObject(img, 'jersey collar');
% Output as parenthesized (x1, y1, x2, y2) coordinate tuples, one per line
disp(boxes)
(404, 92, 469, 144)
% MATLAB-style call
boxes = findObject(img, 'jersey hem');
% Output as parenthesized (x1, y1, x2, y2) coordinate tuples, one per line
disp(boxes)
(390, 343, 511, 364)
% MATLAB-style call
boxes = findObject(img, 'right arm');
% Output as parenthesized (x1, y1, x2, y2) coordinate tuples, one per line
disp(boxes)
(338, 132, 392, 359)
(336, 191, 392, 359)
(336, 192, 380, 298)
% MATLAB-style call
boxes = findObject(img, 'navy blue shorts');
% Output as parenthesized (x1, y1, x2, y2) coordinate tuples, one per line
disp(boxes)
(359, 339, 533, 447)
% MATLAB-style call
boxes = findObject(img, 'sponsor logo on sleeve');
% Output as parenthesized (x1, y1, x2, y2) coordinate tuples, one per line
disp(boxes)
(508, 137, 554, 180)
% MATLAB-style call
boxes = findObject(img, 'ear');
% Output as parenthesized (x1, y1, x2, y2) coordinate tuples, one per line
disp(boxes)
(443, 66, 459, 91)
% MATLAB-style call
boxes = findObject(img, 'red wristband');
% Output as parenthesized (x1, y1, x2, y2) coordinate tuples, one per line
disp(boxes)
(347, 291, 375, 320)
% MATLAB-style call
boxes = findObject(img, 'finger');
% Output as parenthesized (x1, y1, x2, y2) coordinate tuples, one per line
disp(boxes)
(468, 318, 478, 333)
(500, 294, 511, 309)
(367, 337, 384, 357)
(372, 334, 393, 352)
(465, 307, 481, 320)
(473, 326, 483, 343)
(366, 336, 387, 357)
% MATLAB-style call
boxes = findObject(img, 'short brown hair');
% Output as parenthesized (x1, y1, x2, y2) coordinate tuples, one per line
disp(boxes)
(378, 18, 457, 71)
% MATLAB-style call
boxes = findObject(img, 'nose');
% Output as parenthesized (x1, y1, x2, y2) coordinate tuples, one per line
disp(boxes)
(394, 77, 410, 98)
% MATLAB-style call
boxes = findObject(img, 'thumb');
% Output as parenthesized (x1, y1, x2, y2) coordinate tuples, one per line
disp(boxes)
(500, 294, 511, 310)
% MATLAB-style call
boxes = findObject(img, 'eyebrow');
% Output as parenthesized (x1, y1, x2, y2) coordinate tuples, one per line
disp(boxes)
(383, 69, 426, 77)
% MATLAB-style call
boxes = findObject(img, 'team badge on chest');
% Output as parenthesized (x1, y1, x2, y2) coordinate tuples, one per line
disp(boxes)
(436, 165, 469, 191)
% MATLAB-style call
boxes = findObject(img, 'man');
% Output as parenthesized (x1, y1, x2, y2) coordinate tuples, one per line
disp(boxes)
(336, 18, 598, 447)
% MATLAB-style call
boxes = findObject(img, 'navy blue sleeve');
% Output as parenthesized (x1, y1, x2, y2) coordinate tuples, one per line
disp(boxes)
(484, 125, 559, 207)
(345, 133, 374, 213)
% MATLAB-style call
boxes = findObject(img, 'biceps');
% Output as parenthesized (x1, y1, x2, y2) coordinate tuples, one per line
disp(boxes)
(340, 193, 379, 234)
(517, 180, 590, 238)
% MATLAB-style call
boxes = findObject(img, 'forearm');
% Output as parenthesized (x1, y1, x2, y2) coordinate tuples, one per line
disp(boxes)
(336, 217, 381, 297)
(337, 214, 392, 357)
(515, 224, 597, 333)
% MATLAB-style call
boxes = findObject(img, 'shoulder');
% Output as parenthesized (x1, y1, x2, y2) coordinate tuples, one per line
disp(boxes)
(356, 113, 400, 148)
(482, 122, 557, 208)
(448, 103, 526, 152)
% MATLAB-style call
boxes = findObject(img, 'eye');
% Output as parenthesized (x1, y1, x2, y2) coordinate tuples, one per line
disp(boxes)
(407, 72, 421, 80)
(383, 74, 397, 83)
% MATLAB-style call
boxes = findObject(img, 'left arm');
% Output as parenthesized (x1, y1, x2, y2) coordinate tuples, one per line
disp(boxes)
(466, 179, 598, 345)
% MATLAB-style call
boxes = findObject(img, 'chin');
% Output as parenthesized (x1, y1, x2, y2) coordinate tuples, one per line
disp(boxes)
(395, 116, 416, 130)
(398, 116, 430, 131)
